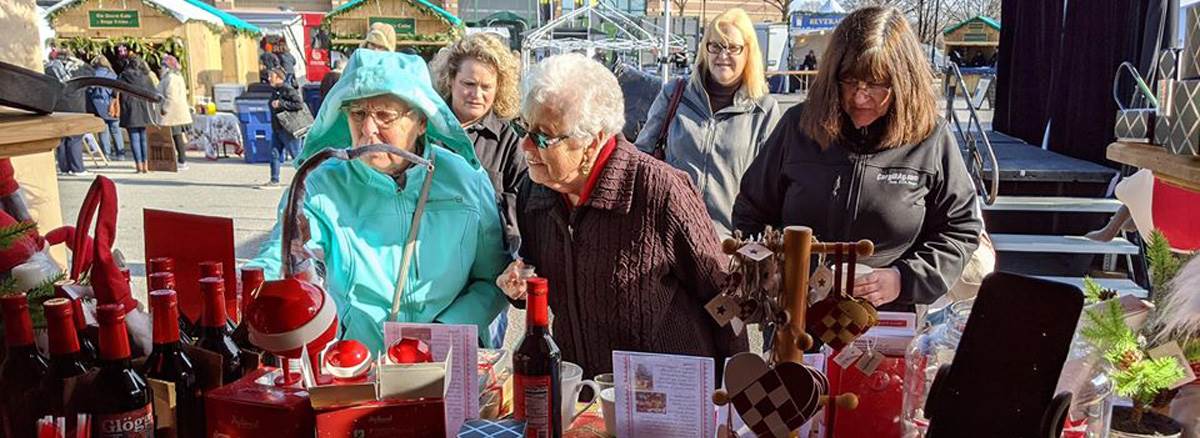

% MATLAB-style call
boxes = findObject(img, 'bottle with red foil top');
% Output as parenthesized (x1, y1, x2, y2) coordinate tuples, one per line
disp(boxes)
(198, 261, 236, 331)
(55, 281, 98, 366)
(195, 277, 242, 383)
(88, 304, 154, 437)
(34, 298, 91, 434)
(513, 277, 562, 438)
(148, 272, 193, 345)
(230, 266, 267, 362)
(1, 294, 48, 438)
(142, 290, 202, 438)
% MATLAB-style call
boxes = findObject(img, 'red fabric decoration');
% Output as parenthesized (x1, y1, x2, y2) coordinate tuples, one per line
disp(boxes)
(0, 159, 18, 197)
(62, 177, 136, 313)
(387, 337, 433, 364)
(0, 209, 37, 272)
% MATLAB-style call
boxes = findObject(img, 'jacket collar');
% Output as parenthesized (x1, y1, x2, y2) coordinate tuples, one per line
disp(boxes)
(464, 111, 504, 140)
(686, 73, 765, 115)
(527, 137, 639, 214)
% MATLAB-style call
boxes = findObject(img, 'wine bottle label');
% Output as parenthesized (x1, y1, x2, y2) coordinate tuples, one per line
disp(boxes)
(514, 374, 553, 438)
(94, 404, 154, 438)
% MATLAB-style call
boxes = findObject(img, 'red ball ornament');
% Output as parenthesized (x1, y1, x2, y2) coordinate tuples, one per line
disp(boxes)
(387, 337, 433, 364)
(324, 339, 372, 380)
(245, 277, 339, 361)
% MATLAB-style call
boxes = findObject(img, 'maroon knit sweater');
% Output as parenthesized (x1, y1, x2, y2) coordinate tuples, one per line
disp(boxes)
(516, 139, 749, 378)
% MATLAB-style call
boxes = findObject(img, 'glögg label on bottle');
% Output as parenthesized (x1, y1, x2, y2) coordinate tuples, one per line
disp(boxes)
(515, 374, 552, 438)
(94, 404, 154, 438)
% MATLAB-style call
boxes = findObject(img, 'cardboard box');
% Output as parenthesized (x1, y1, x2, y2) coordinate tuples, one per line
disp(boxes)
(316, 398, 446, 438)
(826, 355, 906, 438)
(1164, 79, 1200, 156)
(308, 346, 452, 409)
(205, 368, 315, 438)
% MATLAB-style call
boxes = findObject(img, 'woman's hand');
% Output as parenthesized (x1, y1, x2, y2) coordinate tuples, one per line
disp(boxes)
(853, 267, 902, 307)
(495, 259, 532, 300)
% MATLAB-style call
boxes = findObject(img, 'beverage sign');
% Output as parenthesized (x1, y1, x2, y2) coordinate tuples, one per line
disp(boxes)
(368, 17, 415, 35)
(89, 10, 140, 28)
(790, 13, 844, 31)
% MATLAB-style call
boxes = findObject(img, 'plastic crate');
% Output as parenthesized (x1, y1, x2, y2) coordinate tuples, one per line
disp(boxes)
(213, 83, 246, 112)
(302, 83, 322, 117)
(235, 98, 274, 164)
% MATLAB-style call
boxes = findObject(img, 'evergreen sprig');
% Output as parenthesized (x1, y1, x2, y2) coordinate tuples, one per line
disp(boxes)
(1082, 276, 1117, 305)
(1112, 356, 1188, 406)
(1081, 299, 1135, 354)
(1147, 230, 1182, 297)
(0, 221, 36, 249)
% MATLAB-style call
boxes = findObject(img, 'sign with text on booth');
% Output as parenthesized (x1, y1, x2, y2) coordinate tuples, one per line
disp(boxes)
(89, 10, 140, 28)
(369, 17, 416, 35)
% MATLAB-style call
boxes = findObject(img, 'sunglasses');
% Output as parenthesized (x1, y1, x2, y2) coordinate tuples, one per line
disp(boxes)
(510, 120, 571, 150)
(345, 105, 415, 129)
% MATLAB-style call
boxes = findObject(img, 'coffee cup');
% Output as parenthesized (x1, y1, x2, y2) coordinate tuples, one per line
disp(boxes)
(561, 362, 601, 428)
(595, 372, 614, 393)
(600, 387, 616, 435)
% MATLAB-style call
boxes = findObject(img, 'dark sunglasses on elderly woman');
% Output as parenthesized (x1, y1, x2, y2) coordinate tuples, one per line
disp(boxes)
(510, 119, 570, 150)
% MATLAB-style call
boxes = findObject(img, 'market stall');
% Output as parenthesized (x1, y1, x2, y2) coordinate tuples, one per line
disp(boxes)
(942, 15, 999, 93)
(44, 0, 261, 101)
(323, 0, 465, 56)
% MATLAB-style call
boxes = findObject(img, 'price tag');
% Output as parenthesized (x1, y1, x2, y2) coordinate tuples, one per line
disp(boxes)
(832, 343, 864, 368)
(856, 351, 884, 375)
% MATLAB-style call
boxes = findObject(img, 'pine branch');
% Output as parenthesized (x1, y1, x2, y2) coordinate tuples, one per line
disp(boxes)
(1082, 299, 1135, 354)
(1112, 356, 1188, 407)
(0, 221, 36, 249)
(1147, 230, 1181, 297)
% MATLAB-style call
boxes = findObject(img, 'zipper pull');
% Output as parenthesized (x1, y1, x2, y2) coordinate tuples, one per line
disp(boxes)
(831, 175, 842, 199)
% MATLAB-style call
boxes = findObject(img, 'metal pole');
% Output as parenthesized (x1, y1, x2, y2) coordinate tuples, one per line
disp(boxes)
(930, 0, 940, 63)
(662, 0, 671, 83)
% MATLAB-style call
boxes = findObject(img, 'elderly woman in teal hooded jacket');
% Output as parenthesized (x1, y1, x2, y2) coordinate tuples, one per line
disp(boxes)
(247, 50, 510, 351)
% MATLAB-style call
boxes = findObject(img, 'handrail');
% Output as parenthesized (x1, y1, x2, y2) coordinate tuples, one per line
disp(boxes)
(944, 62, 1000, 205)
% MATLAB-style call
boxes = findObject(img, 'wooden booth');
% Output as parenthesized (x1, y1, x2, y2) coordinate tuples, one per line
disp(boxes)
(324, 0, 465, 52)
(943, 15, 999, 95)
(45, 0, 261, 101)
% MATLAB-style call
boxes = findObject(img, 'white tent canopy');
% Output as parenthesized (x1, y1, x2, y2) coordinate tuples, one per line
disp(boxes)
(819, 0, 846, 13)
(44, 0, 226, 28)
(522, 2, 685, 64)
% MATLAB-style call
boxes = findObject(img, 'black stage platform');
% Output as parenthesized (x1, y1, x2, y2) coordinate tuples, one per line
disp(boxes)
(979, 131, 1119, 185)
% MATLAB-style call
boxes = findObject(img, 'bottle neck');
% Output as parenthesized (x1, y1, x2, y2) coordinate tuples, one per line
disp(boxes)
(526, 292, 549, 329)
(99, 316, 132, 361)
(153, 300, 182, 345)
(48, 312, 81, 356)
(203, 291, 227, 328)
(2, 302, 35, 347)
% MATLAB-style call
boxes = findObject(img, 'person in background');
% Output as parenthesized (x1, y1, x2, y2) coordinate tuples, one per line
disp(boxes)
(265, 67, 304, 187)
(634, 8, 781, 239)
(259, 40, 281, 83)
(275, 43, 298, 87)
(48, 49, 89, 176)
(803, 49, 818, 71)
(248, 50, 509, 350)
(363, 23, 397, 52)
(157, 54, 193, 170)
(87, 56, 125, 160)
(119, 57, 156, 174)
(318, 59, 343, 108)
(733, 6, 982, 312)
(498, 54, 747, 378)
(430, 32, 526, 347)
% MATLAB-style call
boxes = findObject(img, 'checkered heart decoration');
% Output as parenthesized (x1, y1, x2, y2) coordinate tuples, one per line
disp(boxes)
(724, 352, 828, 438)
(806, 298, 878, 351)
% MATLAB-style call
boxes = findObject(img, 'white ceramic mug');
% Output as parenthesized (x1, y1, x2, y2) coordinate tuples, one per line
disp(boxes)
(839, 263, 874, 293)
(600, 387, 616, 435)
(561, 362, 601, 428)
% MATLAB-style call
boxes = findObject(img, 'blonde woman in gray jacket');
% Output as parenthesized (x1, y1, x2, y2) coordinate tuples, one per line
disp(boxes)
(635, 8, 781, 239)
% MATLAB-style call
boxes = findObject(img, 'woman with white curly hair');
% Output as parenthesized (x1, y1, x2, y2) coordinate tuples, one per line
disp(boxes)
(497, 53, 747, 378)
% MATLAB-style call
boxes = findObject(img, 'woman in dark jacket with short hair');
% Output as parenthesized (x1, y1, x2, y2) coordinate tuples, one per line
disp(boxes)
(119, 57, 156, 173)
(87, 56, 124, 159)
(733, 7, 982, 310)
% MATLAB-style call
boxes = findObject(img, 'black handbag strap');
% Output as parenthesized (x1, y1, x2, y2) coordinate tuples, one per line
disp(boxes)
(653, 78, 687, 158)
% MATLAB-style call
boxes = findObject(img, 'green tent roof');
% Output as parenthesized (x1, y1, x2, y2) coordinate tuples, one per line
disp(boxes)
(943, 15, 1000, 35)
(328, 0, 463, 27)
(183, 0, 261, 34)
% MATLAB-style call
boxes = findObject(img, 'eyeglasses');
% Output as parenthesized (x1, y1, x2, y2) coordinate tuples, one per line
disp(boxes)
(510, 120, 571, 150)
(839, 79, 892, 101)
(705, 42, 745, 56)
(345, 105, 415, 129)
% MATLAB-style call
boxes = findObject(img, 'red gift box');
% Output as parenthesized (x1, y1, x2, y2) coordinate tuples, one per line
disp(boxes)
(825, 355, 906, 438)
(316, 398, 445, 437)
(205, 368, 315, 438)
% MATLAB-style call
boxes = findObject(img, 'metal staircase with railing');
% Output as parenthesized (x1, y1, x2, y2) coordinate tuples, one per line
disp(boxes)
(942, 63, 1148, 298)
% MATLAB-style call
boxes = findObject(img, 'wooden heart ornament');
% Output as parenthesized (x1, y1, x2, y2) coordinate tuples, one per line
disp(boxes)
(806, 297, 878, 351)
(724, 352, 824, 438)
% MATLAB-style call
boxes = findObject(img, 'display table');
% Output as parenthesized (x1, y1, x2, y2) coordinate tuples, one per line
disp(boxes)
(188, 112, 244, 160)
(1107, 141, 1200, 191)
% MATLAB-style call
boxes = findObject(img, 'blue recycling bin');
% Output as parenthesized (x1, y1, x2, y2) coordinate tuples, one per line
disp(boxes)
(302, 83, 322, 118)
(235, 97, 274, 164)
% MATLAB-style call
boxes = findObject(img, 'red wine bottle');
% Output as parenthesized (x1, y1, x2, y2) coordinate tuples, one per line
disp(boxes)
(55, 281, 98, 366)
(35, 298, 91, 434)
(148, 272, 193, 345)
(143, 290, 202, 438)
(89, 304, 154, 437)
(147, 257, 174, 276)
(230, 267, 271, 365)
(198, 261, 236, 332)
(1, 294, 48, 438)
(196, 277, 242, 384)
(513, 277, 562, 438)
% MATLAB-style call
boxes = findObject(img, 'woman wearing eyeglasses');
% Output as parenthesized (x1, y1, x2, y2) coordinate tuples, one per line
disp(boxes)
(495, 54, 747, 378)
(634, 8, 780, 239)
(247, 50, 510, 351)
(733, 6, 982, 310)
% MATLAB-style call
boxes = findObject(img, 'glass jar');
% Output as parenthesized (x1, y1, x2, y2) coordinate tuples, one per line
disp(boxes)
(1059, 333, 1114, 437)
(900, 299, 973, 437)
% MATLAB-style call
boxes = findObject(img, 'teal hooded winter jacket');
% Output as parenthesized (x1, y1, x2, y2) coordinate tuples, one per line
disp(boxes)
(247, 50, 510, 351)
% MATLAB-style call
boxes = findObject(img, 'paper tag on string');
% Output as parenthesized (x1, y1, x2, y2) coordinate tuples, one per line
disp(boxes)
(1148, 341, 1198, 389)
(832, 343, 863, 368)
(856, 351, 884, 375)
(705, 295, 739, 326)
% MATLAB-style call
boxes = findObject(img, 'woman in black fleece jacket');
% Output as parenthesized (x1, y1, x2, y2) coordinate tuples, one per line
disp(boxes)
(733, 6, 982, 311)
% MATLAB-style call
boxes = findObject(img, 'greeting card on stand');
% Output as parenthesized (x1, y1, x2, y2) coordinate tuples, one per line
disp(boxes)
(384, 322, 479, 437)
(611, 350, 715, 438)
(143, 209, 235, 324)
